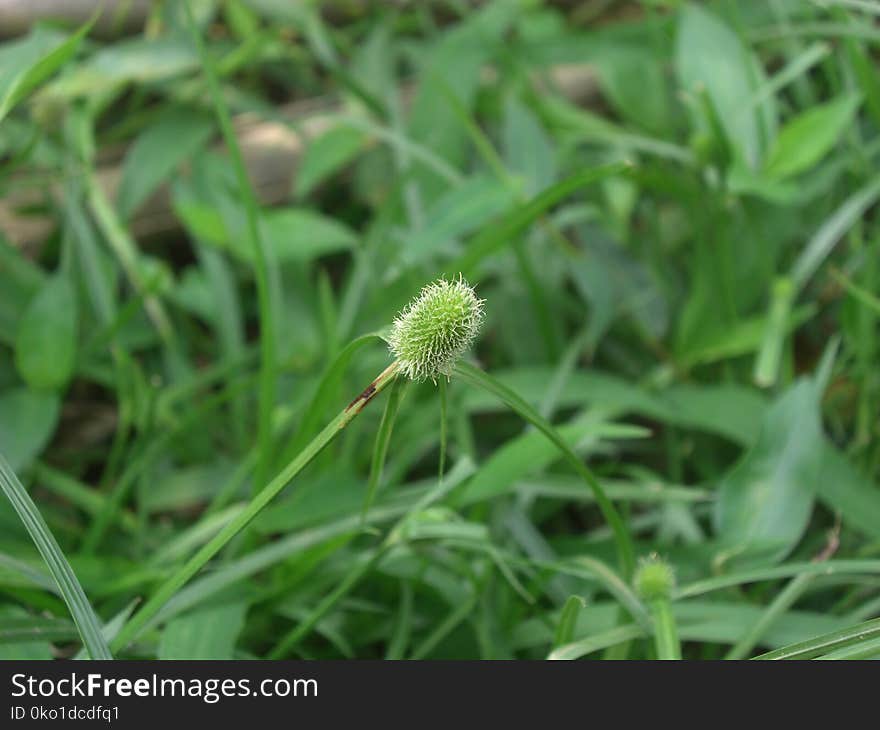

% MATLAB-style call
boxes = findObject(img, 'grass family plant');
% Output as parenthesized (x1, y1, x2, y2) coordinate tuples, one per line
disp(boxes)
(3, 1, 880, 662)
(108, 275, 632, 652)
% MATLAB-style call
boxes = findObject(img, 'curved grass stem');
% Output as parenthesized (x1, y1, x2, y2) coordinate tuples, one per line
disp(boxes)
(110, 361, 401, 653)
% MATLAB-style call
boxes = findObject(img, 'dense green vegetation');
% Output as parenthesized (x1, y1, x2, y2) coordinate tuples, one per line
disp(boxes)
(1, 0, 880, 660)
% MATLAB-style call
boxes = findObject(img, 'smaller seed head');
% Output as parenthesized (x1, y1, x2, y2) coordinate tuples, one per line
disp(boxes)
(634, 554, 675, 601)
(388, 275, 484, 382)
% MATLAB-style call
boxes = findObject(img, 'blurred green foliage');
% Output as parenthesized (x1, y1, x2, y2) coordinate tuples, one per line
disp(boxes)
(0, 0, 879, 659)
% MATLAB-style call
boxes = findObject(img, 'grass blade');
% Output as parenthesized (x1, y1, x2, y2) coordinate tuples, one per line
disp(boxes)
(676, 559, 880, 599)
(754, 617, 880, 660)
(790, 176, 880, 291)
(361, 377, 408, 521)
(553, 595, 587, 650)
(110, 361, 400, 653)
(549, 624, 645, 660)
(0, 452, 112, 659)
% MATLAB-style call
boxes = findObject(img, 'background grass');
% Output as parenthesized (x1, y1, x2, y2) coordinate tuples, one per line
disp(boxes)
(1, 0, 880, 659)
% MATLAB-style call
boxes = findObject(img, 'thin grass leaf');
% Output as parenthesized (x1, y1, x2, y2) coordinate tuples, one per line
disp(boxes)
(0, 616, 79, 645)
(549, 624, 645, 660)
(815, 636, 880, 660)
(754, 617, 880, 660)
(409, 590, 479, 660)
(0, 20, 93, 123)
(361, 377, 408, 521)
(0, 452, 112, 659)
(285, 333, 385, 461)
(791, 177, 880, 291)
(676, 560, 880, 600)
(553, 595, 587, 649)
(268, 547, 387, 659)
(110, 361, 401, 652)
(385, 581, 414, 660)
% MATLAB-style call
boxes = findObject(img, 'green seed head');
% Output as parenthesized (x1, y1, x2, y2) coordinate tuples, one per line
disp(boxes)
(388, 275, 484, 382)
(634, 554, 675, 601)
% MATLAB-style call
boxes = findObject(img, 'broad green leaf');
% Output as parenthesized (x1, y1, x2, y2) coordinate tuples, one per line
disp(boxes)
(662, 384, 766, 448)
(0, 24, 89, 123)
(159, 602, 247, 659)
(406, 176, 517, 262)
(453, 413, 647, 507)
(593, 45, 672, 136)
(296, 125, 368, 197)
(764, 94, 861, 179)
(140, 461, 235, 514)
(407, 2, 517, 201)
(45, 36, 199, 99)
(0, 388, 60, 471)
(175, 166, 358, 263)
(570, 229, 669, 340)
(714, 378, 822, 567)
(520, 600, 850, 654)
(173, 197, 228, 245)
(259, 208, 357, 262)
(815, 443, 880, 541)
(678, 304, 815, 368)
(14, 275, 77, 391)
(538, 96, 694, 164)
(0, 239, 44, 345)
(676, 4, 775, 168)
(502, 97, 557, 195)
(461, 366, 765, 447)
(117, 107, 215, 218)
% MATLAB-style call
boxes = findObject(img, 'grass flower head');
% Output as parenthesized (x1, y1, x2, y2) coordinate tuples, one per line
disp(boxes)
(388, 275, 485, 382)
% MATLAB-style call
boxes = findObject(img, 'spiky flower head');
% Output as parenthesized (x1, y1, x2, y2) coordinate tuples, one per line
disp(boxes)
(634, 554, 675, 602)
(388, 275, 484, 382)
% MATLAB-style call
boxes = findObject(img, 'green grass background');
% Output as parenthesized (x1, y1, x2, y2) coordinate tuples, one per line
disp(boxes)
(1, 0, 880, 660)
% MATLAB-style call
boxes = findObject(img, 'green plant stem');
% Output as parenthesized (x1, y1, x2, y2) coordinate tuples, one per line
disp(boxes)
(85, 171, 176, 351)
(438, 377, 448, 482)
(183, 3, 277, 491)
(649, 598, 681, 660)
(361, 377, 407, 521)
(110, 361, 401, 653)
